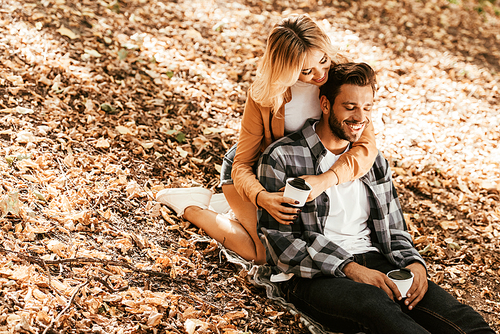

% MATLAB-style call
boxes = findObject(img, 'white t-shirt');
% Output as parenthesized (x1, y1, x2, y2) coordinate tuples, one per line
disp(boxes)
(319, 148, 379, 255)
(284, 80, 322, 134)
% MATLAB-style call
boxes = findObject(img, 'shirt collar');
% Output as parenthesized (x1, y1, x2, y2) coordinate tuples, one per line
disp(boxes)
(301, 119, 327, 162)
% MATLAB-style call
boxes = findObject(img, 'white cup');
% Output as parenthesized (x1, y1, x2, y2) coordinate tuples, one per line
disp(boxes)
(387, 269, 414, 298)
(283, 178, 312, 207)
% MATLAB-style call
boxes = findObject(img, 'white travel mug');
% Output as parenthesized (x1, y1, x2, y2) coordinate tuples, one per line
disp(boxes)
(387, 269, 414, 298)
(283, 178, 312, 207)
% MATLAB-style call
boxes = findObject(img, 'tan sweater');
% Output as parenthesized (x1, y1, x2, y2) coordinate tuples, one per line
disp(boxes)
(232, 88, 377, 206)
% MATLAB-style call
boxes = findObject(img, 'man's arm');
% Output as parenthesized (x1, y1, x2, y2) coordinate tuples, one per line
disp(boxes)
(369, 153, 427, 269)
(368, 154, 428, 307)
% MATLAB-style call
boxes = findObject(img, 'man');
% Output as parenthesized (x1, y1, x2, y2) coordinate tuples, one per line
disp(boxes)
(256, 63, 493, 333)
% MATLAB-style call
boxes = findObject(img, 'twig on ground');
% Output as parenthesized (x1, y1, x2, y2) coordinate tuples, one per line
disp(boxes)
(90, 275, 129, 293)
(42, 279, 90, 334)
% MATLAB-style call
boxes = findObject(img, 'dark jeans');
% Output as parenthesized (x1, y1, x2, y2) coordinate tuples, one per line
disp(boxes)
(280, 252, 493, 334)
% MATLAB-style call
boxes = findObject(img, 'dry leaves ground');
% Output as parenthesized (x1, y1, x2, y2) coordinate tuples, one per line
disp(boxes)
(0, 0, 499, 333)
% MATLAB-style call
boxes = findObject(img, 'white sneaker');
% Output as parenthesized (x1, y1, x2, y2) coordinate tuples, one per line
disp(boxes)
(209, 193, 231, 214)
(156, 187, 212, 217)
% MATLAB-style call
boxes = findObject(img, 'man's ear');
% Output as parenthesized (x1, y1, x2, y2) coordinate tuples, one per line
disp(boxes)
(320, 95, 330, 115)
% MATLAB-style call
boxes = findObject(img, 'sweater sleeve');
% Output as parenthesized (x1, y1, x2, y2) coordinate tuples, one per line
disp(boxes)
(231, 94, 267, 205)
(330, 121, 377, 184)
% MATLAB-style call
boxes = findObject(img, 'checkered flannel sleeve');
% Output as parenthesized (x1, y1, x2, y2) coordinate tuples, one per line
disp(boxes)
(257, 145, 354, 278)
(367, 154, 426, 269)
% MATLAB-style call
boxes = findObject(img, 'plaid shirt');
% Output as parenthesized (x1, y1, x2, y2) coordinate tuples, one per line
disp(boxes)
(257, 119, 425, 278)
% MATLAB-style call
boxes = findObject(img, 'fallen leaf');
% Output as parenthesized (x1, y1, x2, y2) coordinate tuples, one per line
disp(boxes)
(47, 239, 67, 257)
(16, 130, 37, 143)
(184, 319, 207, 334)
(223, 310, 248, 321)
(141, 142, 154, 149)
(0, 191, 21, 217)
(85, 49, 102, 57)
(176, 146, 188, 158)
(116, 126, 133, 136)
(96, 137, 110, 148)
(147, 311, 163, 327)
(439, 220, 460, 231)
(57, 26, 77, 39)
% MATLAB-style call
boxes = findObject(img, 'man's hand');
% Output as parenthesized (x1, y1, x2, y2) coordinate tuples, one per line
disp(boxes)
(300, 171, 338, 202)
(343, 262, 401, 301)
(256, 191, 300, 225)
(404, 262, 428, 310)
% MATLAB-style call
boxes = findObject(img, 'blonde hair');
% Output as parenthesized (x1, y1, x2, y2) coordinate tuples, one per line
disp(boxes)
(250, 15, 343, 114)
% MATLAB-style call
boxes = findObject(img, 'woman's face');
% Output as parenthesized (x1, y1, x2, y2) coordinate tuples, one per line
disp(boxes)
(298, 49, 331, 86)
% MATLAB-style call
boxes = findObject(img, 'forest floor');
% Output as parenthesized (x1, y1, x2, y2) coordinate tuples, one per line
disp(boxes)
(0, 0, 499, 333)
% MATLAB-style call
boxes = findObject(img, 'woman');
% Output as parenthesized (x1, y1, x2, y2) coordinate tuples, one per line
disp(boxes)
(157, 15, 377, 264)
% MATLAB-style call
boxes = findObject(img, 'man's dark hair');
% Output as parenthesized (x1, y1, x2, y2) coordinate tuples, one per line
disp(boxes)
(319, 62, 377, 106)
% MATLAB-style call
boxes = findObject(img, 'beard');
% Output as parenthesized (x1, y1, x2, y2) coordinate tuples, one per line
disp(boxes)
(328, 111, 367, 143)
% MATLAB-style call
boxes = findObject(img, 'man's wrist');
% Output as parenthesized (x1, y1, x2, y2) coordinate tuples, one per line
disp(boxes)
(341, 261, 358, 279)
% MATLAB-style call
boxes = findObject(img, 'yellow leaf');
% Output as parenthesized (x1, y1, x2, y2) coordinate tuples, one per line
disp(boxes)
(141, 142, 154, 149)
(147, 312, 163, 327)
(176, 146, 188, 158)
(202, 127, 222, 135)
(5, 75, 23, 85)
(190, 157, 203, 164)
(96, 137, 110, 148)
(10, 266, 31, 281)
(16, 130, 37, 143)
(57, 26, 77, 39)
(439, 220, 460, 231)
(223, 310, 248, 320)
(47, 239, 67, 257)
(116, 126, 133, 135)
(184, 319, 207, 334)
(21, 174, 38, 183)
(85, 49, 102, 57)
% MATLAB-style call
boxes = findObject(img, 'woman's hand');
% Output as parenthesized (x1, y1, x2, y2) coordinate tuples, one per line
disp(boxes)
(300, 171, 338, 202)
(256, 191, 301, 225)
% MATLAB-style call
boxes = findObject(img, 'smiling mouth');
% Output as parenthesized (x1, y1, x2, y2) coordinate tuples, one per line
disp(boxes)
(346, 122, 365, 131)
(313, 73, 327, 83)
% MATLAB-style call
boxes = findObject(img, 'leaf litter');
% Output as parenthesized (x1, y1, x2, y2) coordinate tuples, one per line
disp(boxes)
(0, 0, 499, 333)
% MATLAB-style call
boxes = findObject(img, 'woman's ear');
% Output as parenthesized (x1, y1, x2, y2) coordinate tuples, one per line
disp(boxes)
(320, 95, 330, 115)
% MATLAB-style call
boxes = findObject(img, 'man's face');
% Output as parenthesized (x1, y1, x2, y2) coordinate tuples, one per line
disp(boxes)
(327, 84, 373, 143)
